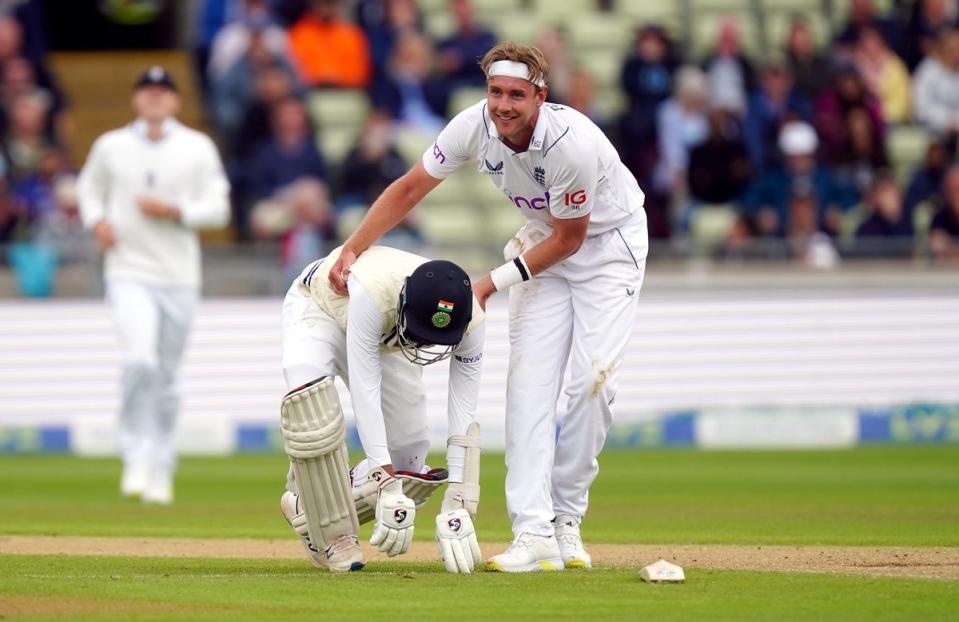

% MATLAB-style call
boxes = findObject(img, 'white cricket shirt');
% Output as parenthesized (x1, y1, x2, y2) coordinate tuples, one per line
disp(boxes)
(77, 118, 231, 288)
(422, 100, 645, 237)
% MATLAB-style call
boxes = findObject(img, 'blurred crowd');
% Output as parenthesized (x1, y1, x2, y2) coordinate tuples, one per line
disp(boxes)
(620, 0, 959, 264)
(3, 0, 959, 284)
(0, 0, 83, 293)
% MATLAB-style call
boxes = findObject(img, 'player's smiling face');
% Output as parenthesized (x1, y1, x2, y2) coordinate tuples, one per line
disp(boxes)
(487, 75, 546, 147)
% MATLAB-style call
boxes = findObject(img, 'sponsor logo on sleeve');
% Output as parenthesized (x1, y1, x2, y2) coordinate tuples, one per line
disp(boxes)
(564, 189, 587, 208)
(454, 353, 483, 364)
(432, 143, 446, 164)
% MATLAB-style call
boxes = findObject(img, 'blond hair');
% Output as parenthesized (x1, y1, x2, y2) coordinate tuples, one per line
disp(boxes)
(480, 41, 549, 89)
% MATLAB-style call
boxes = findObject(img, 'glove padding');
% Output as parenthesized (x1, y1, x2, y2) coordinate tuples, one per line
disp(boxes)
(435, 508, 481, 574)
(370, 474, 416, 557)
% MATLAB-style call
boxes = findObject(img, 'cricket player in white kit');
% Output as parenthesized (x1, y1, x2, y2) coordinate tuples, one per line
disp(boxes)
(330, 42, 648, 572)
(279, 246, 486, 573)
(76, 67, 231, 504)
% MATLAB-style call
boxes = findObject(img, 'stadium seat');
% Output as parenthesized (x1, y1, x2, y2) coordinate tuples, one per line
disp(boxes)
(317, 126, 358, 164)
(766, 10, 831, 51)
(689, 203, 738, 252)
(335, 205, 369, 240)
(424, 11, 456, 39)
(567, 14, 633, 53)
(579, 50, 622, 90)
(449, 86, 489, 116)
(886, 124, 931, 183)
(494, 15, 542, 45)
(306, 89, 369, 131)
(485, 199, 525, 242)
(531, 0, 597, 18)
(417, 201, 488, 244)
(616, 4, 681, 35)
(691, 13, 763, 59)
(394, 127, 435, 167)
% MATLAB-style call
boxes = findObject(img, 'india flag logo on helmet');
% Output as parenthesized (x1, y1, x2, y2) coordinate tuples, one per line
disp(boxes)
(432, 299, 454, 328)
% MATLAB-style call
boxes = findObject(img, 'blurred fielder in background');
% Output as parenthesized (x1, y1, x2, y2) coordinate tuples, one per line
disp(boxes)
(330, 41, 648, 573)
(280, 246, 485, 572)
(76, 66, 231, 504)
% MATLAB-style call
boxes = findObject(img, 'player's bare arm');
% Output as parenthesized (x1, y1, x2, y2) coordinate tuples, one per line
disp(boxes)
(473, 212, 589, 309)
(328, 162, 442, 294)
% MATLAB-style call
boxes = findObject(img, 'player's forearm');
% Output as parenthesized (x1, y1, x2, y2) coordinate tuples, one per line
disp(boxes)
(522, 228, 585, 275)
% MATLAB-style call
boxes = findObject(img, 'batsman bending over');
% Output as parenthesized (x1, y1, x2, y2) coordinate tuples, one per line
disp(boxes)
(279, 245, 485, 573)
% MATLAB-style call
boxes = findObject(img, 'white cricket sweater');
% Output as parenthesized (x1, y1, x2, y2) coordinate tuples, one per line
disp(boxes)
(77, 118, 230, 288)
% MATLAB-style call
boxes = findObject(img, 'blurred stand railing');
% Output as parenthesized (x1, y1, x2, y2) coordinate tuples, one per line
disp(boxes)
(0, 236, 955, 299)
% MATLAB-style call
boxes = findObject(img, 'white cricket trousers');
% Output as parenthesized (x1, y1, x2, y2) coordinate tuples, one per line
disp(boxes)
(106, 280, 197, 475)
(280, 283, 430, 495)
(504, 217, 647, 537)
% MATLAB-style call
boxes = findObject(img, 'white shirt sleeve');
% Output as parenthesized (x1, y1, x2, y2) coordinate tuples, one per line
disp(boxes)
(76, 136, 109, 229)
(178, 135, 231, 230)
(547, 137, 599, 220)
(421, 103, 483, 179)
(345, 276, 392, 468)
(445, 322, 485, 482)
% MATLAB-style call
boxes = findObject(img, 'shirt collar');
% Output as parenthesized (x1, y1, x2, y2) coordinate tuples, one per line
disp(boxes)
(485, 103, 549, 151)
(131, 117, 178, 140)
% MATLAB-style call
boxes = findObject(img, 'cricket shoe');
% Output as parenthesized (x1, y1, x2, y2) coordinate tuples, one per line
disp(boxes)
(141, 471, 173, 505)
(554, 516, 592, 569)
(280, 491, 364, 572)
(120, 463, 149, 498)
(485, 533, 564, 572)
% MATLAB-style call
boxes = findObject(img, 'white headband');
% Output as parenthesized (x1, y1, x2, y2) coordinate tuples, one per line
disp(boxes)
(488, 60, 545, 87)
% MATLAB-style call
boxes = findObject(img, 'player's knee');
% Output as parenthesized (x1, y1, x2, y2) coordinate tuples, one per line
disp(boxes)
(122, 361, 158, 387)
(567, 366, 617, 404)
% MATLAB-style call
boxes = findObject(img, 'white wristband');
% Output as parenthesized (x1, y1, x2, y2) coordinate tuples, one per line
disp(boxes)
(490, 256, 531, 291)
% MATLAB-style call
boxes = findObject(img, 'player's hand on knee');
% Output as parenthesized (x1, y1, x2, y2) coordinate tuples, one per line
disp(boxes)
(370, 473, 416, 557)
(435, 508, 481, 574)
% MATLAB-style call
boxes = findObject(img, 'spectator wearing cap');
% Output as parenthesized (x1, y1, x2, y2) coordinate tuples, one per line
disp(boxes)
(288, 0, 371, 88)
(743, 60, 813, 173)
(75, 67, 231, 506)
(913, 28, 959, 145)
(743, 121, 858, 237)
(929, 163, 959, 260)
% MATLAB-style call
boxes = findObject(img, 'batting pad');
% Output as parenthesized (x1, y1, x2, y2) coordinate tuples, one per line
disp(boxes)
(281, 377, 359, 551)
(353, 468, 449, 525)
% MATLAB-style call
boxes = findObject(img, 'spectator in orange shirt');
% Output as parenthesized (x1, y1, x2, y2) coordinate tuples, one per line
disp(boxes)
(288, 0, 371, 88)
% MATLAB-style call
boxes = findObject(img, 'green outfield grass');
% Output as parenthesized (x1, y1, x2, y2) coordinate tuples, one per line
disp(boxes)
(2, 555, 957, 622)
(1, 447, 958, 620)
(0, 446, 957, 545)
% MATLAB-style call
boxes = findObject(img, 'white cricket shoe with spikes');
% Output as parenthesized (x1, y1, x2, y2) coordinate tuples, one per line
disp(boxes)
(554, 515, 592, 569)
(485, 532, 564, 572)
(281, 491, 364, 572)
